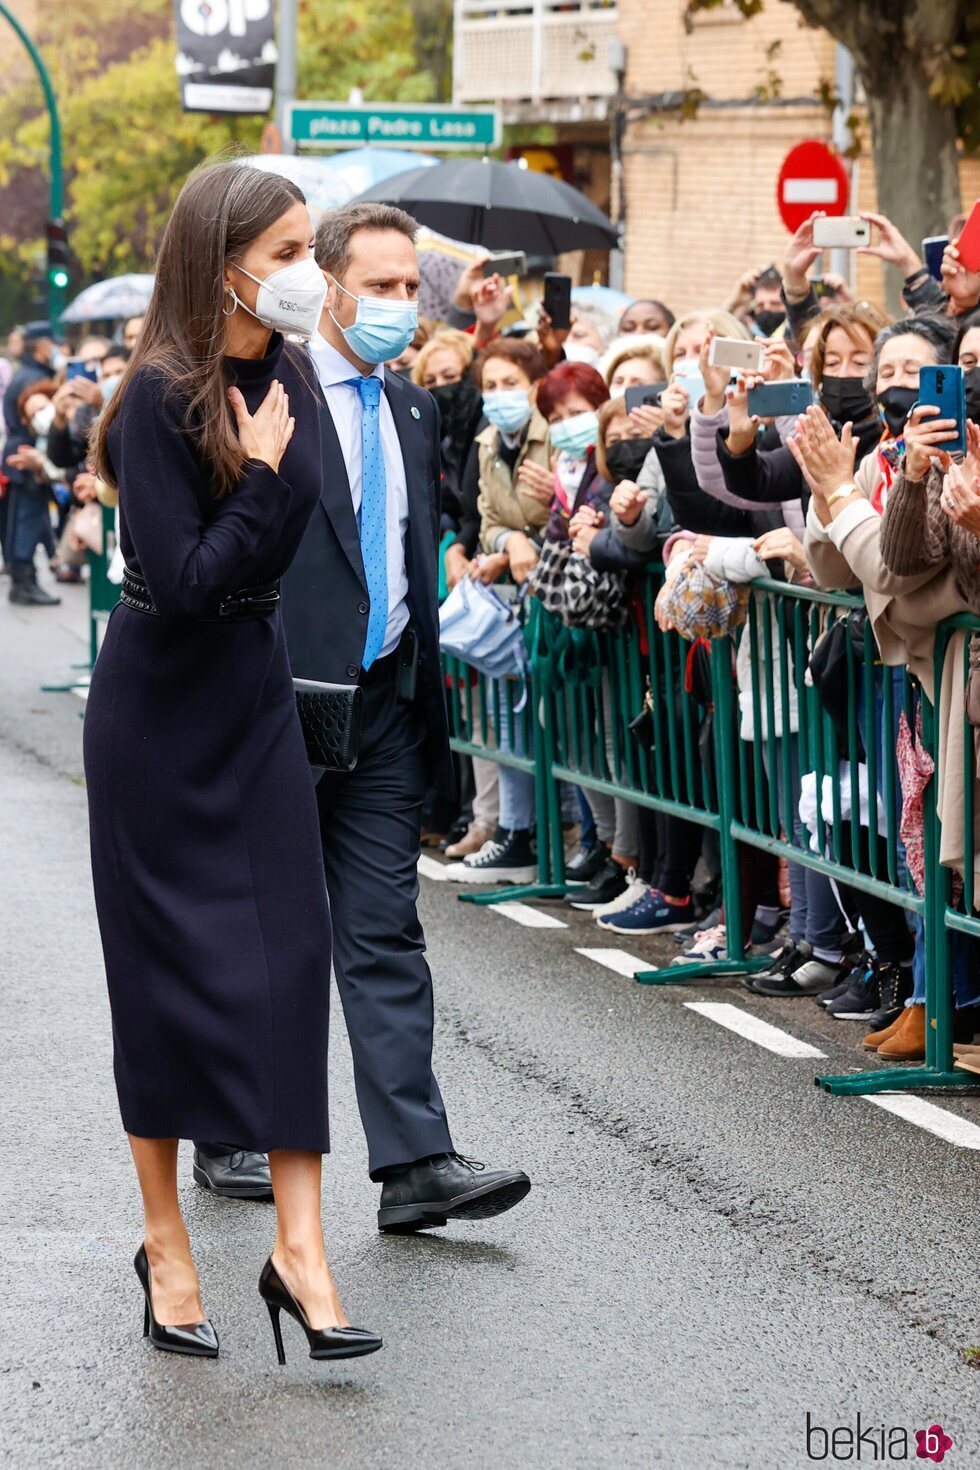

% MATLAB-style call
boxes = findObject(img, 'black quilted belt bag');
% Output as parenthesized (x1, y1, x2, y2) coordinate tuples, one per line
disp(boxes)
(293, 679, 363, 773)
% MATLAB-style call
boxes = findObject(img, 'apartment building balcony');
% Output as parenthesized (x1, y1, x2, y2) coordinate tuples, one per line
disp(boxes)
(453, 0, 619, 124)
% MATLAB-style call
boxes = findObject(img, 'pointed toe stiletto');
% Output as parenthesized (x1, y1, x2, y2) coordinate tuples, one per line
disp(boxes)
(258, 1256, 382, 1365)
(134, 1245, 219, 1358)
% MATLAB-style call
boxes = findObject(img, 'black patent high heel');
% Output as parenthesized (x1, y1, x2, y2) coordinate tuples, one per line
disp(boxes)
(258, 1256, 382, 1365)
(134, 1245, 219, 1358)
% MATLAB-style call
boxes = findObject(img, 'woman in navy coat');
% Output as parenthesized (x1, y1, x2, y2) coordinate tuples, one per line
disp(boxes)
(86, 162, 380, 1363)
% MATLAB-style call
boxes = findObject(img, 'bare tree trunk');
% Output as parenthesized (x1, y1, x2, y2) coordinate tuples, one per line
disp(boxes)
(865, 71, 962, 313)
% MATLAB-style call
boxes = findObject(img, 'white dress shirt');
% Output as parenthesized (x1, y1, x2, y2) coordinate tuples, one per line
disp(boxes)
(309, 332, 410, 658)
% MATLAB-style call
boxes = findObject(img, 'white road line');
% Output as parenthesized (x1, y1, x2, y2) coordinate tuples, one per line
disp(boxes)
(417, 854, 449, 882)
(488, 902, 568, 930)
(575, 947, 651, 978)
(861, 1093, 980, 1150)
(684, 1001, 827, 1059)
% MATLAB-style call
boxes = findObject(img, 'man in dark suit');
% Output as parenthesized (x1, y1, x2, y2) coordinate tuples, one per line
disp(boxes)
(194, 203, 530, 1232)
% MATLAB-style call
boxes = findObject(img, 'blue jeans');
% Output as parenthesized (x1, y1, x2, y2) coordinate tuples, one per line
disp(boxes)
(491, 679, 535, 832)
(9, 481, 52, 571)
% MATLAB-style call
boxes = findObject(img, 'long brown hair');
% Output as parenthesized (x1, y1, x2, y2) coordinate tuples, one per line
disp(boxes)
(91, 160, 305, 498)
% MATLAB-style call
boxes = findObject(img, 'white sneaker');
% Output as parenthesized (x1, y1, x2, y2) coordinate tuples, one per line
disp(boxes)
(592, 869, 647, 921)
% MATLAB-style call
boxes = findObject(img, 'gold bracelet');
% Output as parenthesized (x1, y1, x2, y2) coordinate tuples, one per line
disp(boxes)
(826, 482, 859, 508)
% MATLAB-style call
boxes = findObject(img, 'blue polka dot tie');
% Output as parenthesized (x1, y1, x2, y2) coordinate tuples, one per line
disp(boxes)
(353, 375, 388, 670)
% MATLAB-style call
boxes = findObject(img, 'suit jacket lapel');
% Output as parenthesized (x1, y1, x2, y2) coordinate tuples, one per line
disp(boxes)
(384, 368, 432, 552)
(317, 397, 367, 591)
(384, 368, 437, 618)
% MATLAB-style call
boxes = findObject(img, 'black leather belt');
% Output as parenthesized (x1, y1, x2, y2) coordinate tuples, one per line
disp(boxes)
(120, 567, 280, 622)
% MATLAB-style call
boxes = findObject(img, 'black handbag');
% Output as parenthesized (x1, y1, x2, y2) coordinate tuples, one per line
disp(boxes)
(293, 680, 363, 772)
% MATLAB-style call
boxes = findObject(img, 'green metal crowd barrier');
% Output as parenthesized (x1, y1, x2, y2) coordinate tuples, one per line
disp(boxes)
(442, 571, 980, 1102)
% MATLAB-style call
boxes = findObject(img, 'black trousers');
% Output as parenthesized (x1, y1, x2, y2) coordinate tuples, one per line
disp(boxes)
(314, 669, 454, 1179)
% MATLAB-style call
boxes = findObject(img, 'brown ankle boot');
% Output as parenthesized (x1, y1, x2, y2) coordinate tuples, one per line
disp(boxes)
(877, 1003, 926, 1061)
(863, 1008, 909, 1051)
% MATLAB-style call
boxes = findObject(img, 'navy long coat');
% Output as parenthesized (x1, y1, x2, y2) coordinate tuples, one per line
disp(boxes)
(83, 334, 332, 1152)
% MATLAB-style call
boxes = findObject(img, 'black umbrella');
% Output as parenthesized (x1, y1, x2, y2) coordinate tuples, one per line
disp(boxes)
(353, 158, 619, 253)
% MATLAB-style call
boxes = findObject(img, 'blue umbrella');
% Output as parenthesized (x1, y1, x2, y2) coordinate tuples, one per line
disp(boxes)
(60, 274, 155, 325)
(316, 147, 438, 197)
(572, 285, 634, 316)
(244, 154, 353, 216)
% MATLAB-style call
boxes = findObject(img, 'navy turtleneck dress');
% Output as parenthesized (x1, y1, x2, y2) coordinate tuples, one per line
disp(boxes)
(83, 333, 331, 1152)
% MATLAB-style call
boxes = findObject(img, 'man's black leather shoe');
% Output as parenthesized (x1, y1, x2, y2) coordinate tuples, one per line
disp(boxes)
(378, 1153, 530, 1233)
(193, 1146, 274, 1200)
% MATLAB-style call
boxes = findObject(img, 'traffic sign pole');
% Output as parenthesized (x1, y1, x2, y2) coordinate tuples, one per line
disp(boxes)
(0, 1, 65, 322)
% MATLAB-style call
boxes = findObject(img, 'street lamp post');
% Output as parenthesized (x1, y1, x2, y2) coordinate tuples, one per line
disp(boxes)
(0, 1, 66, 323)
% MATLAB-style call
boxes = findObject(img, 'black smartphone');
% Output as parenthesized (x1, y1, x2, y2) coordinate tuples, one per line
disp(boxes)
(543, 272, 572, 331)
(625, 382, 668, 414)
(482, 251, 527, 279)
(922, 235, 949, 282)
(395, 628, 420, 703)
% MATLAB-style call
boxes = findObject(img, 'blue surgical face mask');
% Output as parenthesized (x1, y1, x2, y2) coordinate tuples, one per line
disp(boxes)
(549, 409, 598, 459)
(329, 276, 419, 364)
(672, 358, 706, 408)
(482, 389, 533, 434)
(99, 374, 123, 402)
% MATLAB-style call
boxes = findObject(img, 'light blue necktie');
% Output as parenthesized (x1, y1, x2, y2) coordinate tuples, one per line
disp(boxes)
(353, 374, 388, 670)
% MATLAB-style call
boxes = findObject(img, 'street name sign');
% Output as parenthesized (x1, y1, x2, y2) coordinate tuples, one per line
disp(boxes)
(286, 102, 501, 151)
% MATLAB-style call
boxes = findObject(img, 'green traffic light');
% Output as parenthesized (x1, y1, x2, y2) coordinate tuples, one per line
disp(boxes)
(49, 267, 69, 288)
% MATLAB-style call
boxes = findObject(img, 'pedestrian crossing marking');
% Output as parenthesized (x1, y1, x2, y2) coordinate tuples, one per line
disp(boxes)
(417, 854, 449, 882)
(684, 1001, 827, 1059)
(861, 1093, 980, 1151)
(575, 947, 650, 978)
(489, 902, 568, 929)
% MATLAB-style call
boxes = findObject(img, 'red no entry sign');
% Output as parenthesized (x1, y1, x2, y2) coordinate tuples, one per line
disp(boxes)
(777, 139, 850, 233)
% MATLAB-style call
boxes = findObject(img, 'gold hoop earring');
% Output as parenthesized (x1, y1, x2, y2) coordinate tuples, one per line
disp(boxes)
(222, 288, 237, 318)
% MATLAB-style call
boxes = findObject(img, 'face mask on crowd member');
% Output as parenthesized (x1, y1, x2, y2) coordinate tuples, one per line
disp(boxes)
(955, 322, 980, 422)
(605, 434, 653, 484)
(752, 280, 786, 338)
(550, 406, 600, 458)
(563, 340, 600, 366)
(481, 354, 535, 435)
(820, 374, 875, 425)
(31, 402, 56, 437)
(874, 331, 940, 439)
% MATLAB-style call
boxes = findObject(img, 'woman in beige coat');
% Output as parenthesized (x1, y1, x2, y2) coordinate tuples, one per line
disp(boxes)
(472, 338, 552, 586)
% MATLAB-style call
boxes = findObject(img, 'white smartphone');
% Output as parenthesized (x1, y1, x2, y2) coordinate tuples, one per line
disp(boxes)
(812, 216, 871, 249)
(708, 337, 765, 373)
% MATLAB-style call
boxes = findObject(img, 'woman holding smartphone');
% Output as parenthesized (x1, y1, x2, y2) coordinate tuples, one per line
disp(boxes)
(86, 160, 380, 1364)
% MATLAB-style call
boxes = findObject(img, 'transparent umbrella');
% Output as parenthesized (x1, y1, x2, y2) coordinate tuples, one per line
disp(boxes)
(60, 274, 155, 325)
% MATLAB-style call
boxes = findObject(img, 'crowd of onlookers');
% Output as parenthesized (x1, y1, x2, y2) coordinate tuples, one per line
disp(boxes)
(418, 208, 980, 1073)
(8, 204, 980, 1073)
(0, 314, 143, 604)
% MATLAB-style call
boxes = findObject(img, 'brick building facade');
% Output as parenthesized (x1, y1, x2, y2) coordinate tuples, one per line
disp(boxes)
(618, 0, 980, 314)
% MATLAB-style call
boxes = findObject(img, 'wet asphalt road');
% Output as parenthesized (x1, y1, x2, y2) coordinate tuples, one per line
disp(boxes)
(3, 577, 980, 1469)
